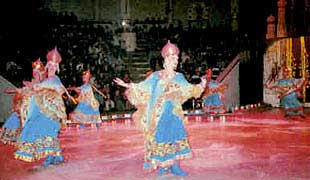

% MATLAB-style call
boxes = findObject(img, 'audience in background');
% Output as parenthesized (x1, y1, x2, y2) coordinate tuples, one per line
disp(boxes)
(0, 9, 249, 113)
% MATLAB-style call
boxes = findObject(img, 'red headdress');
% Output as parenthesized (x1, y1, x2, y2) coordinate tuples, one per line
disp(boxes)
(282, 65, 293, 78)
(32, 58, 45, 71)
(161, 40, 180, 58)
(283, 66, 292, 73)
(205, 68, 213, 76)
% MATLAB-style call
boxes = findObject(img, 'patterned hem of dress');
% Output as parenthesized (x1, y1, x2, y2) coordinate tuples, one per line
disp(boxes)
(0, 129, 19, 146)
(70, 112, 101, 124)
(148, 153, 192, 168)
(0, 138, 18, 146)
(15, 150, 61, 162)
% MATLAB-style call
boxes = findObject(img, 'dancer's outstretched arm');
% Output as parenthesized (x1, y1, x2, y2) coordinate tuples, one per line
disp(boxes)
(4, 88, 19, 94)
(113, 78, 132, 88)
(67, 86, 81, 94)
(91, 84, 107, 99)
(61, 85, 75, 102)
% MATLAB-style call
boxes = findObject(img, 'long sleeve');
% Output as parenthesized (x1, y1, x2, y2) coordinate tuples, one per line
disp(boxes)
(126, 73, 155, 106)
(164, 73, 204, 104)
(125, 73, 157, 130)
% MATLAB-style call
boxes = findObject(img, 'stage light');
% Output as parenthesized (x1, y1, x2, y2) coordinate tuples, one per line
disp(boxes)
(122, 20, 127, 26)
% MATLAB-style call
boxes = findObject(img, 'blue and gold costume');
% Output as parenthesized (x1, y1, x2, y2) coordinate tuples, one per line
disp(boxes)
(0, 112, 20, 144)
(203, 80, 226, 114)
(277, 78, 304, 116)
(14, 76, 67, 163)
(70, 83, 101, 125)
(1, 59, 44, 145)
(267, 66, 305, 118)
(0, 90, 32, 145)
(15, 48, 67, 165)
(126, 71, 204, 168)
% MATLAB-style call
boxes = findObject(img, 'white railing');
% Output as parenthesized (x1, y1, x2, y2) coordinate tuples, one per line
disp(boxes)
(0, 76, 16, 122)
(216, 54, 241, 110)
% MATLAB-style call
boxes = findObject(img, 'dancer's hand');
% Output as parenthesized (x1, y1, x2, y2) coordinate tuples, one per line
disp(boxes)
(67, 87, 76, 91)
(113, 78, 131, 88)
(200, 77, 207, 88)
(264, 83, 270, 89)
(23, 81, 32, 87)
(68, 95, 77, 104)
(4, 88, 16, 94)
(68, 94, 74, 100)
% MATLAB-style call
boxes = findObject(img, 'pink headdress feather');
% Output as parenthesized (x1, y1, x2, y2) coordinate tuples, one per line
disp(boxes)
(161, 40, 180, 58)
(45, 47, 61, 73)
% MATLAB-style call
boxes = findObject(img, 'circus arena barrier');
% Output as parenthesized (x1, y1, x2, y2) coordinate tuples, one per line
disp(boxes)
(0, 76, 16, 123)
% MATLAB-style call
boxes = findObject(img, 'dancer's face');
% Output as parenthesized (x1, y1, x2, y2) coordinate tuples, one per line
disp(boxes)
(46, 62, 57, 77)
(32, 70, 41, 83)
(82, 75, 90, 83)
(207, 72, 213, 81)
(283, 69, 292, 78)
(164, 55, 178, 72)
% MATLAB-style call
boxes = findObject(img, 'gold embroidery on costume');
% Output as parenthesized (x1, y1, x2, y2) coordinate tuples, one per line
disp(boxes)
(15, 136, 61, 162)
(126, 85, 151, 130)
(70, 111, 101, 123)
(34, 89, 67, 126)
(78, 87, 99, 110)
(145, 136, 192, 167)
(126, 73, 204, 168)
(0, 127, 20, 145)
